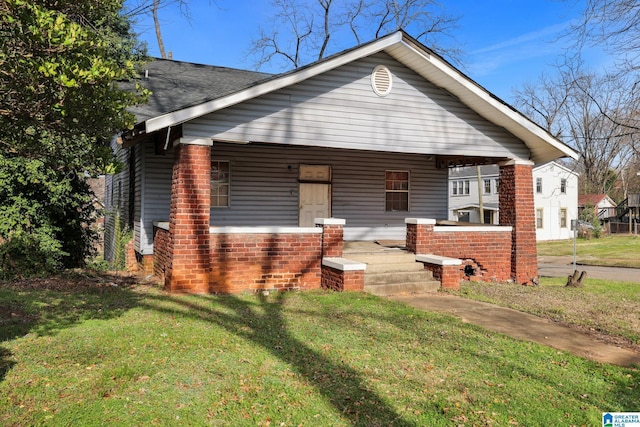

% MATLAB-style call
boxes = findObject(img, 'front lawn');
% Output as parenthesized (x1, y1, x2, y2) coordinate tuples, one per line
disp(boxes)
(537, 235, 640, 268)
(454, 277, 640, 350)
(1, 276, 638, 426)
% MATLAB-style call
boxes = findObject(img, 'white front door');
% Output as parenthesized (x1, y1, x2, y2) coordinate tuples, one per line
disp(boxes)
(299, 183, 331, 227)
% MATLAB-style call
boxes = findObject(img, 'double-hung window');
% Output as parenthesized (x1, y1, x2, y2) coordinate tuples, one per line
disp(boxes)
(211, 160, 230, 207)
(451, 180, 470, 196)
(385, 170, 409, 211)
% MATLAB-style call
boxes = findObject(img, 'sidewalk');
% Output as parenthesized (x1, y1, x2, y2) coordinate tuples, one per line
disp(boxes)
(390, 293, 640, 367)
(538, 255, 640, 282)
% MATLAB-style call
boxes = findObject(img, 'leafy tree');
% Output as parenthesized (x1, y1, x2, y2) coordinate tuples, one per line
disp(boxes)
(0, 0, 147, 277)
(248, 0, 462, 71)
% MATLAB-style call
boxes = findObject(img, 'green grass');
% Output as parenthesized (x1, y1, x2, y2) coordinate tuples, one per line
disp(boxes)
(538, 235, 640, 267)
(1, 277, 638, 426)
(453, 278, 640, 348)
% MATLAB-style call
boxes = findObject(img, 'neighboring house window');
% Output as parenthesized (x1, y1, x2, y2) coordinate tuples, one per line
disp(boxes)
(560, 208, 568, 228)
(483, 179, 491, 194)
(494, 178, 499, 194)
(560, 178, 567, 194)
(458, 211, 470, 222)
(536, 208, 544, 229)
(451, 180, 470, 196)
(211, 160, 230, 207)
(385, 170, 409, 211)
(536, 177, 542, 194)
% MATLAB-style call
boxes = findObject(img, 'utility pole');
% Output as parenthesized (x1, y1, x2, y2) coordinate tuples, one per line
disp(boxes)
(477, 166, 484, 224)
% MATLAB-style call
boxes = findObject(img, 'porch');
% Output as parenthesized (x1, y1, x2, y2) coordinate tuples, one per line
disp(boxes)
(152, 214, 518, 294)
(147, 143, 539, 294)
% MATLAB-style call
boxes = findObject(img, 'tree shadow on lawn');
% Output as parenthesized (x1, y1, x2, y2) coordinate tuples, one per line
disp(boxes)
(142, 290, 640, 424)
(0, 273, 143, 381)
(141, 290, 418, 427)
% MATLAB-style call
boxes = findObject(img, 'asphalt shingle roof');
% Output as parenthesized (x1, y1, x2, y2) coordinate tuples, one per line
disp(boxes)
(122, 59, 272, 123)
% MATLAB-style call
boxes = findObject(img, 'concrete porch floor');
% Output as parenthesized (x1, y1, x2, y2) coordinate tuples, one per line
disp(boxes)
(343, 240, 407, 254)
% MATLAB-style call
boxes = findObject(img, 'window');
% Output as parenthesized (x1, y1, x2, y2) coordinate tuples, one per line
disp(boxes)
(536, 177, 542, 194)
(560, 208, 568, 228)
(451, 179, 470, 196)
(385, 170, 409, 211)
(483, 179, 491, 194)
(494, 178, 500, 194)
(211, 160, 230, 207)
(536, 208, 544, 229)
(560, 178, 567, 194)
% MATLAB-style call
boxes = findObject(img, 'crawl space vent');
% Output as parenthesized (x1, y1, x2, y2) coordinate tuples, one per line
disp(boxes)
(371, 65, 392, 97)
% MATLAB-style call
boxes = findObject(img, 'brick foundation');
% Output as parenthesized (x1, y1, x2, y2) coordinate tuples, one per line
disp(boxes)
(209, 231, 322, 293)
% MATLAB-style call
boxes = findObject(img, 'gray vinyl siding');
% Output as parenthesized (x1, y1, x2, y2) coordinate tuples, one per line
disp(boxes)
(104, 144, 132, 261)
(136, 141, 447, 253)
(184, 52, 530, 160)
(138, 142, 174, 255)
(212, 142, 447, 230)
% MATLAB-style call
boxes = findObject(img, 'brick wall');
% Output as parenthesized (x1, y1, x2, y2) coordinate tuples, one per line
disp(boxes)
(153, 226, 170, 280)
(499, 163, 538, 284)
(209, 232, 323, 293)
(321, 266, 364, 292)
(407, 221, 512, 282)
(321, 225, 343, 257)
(431, 229, 512, 282)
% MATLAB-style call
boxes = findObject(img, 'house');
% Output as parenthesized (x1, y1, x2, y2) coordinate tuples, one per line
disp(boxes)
(578, 194, 618, 221)
(449, 162, 579, 240)
(105, 31, 578, 294)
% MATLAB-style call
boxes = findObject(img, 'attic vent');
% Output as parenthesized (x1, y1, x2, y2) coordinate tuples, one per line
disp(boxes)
(371, 65, 392, 97)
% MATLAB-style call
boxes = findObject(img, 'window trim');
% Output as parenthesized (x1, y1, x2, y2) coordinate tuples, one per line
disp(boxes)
(211, 160, 230, 208)
(451, 179, 470, 196)
(536, 177, 543, 194)
(483, 179, 491, 194)
(536, 208, 544, 229)
(385, 170, 410, 212)
(560, 208, 568, 228)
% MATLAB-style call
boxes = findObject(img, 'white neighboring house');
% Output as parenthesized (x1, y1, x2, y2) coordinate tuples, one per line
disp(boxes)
(449, 162, 579, 240)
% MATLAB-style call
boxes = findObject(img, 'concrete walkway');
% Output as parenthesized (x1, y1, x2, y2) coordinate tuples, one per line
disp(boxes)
(390, 293, 640, 367)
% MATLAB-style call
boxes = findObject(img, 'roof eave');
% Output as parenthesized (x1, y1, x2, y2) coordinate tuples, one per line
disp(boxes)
(142, 30, 579, 164)
(385, 37, 579, 163)
(143, 32, 404, 134)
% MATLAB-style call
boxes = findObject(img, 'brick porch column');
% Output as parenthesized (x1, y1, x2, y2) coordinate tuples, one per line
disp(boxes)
(166, 141, 211, 293)
(315, 218, 345, 257)
(405, 218, 435, 254)
(498, 160, 538, 285)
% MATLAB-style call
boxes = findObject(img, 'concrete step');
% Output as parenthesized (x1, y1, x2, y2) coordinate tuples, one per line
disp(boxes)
(365, 280, 440, 296)
(364, 261, 425, 274)
(345, 252, 417, 265)
(364, 270, 434, 286)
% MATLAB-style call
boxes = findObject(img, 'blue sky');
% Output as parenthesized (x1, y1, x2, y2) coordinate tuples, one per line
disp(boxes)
(127, 0, 608, 102)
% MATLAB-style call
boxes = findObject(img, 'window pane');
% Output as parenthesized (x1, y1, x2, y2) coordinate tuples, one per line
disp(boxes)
(211, 161, 230, 207)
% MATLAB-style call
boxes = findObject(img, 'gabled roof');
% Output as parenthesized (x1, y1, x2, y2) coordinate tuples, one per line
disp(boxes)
(449, 161, 580, 179)
(578, 194, 617, 208)
(129, 31, 578, 164)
